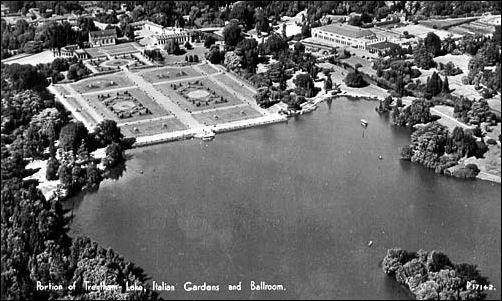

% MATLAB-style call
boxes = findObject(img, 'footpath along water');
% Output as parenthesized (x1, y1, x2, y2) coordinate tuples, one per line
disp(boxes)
(66, 98, 501, 299)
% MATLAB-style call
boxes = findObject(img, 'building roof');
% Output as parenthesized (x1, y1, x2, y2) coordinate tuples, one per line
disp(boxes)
(367, 41, 400, 50)
(316, 23, 375, 39)
(89, 29, 117, 38)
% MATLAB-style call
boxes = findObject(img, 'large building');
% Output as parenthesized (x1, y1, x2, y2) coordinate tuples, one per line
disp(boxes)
(311, 23, 383, 50)
(89, 29, 117, 47)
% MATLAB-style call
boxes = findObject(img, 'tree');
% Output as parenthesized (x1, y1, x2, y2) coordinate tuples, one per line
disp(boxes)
(414, 42, 436, 70)
(52, 58, 69, 72)
(442, 76, 450, 94)
(236, 38, 259, 72)
(86, 162, 102, 189)
(204, 35, 216, 48)
(184, 41, 192, 50)
(165, 39, 180, 54)
(206, 46, 222, 64)
(344, 71, 368, 88)
(92, 120, 123, 148)
(324, 74, 333, 92)
(424, 32, 442, 57)
(262, 34, 288, 57)
(224, 51, 241, 70)
(46, 157, 59, 180)
(223, 23, 242, 47)
(59, 122, 89, 152)
(58, 163, 72, 188)
(77, 139, 89, 162)
(103, 142, 124, 168)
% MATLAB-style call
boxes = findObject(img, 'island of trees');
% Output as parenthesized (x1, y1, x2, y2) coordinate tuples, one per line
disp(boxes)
(383, 248, 492, 300)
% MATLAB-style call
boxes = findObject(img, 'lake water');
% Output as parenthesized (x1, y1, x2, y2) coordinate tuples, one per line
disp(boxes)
(67, 98, 501, 299)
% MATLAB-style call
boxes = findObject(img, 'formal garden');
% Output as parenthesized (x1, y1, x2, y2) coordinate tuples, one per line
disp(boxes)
(156, 78, 244, 112)
(82, 88, 170, 123)
(98, 90, 151, 119)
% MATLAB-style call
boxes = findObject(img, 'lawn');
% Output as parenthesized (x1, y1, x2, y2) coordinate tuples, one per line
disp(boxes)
(198, 63, 219, 75)
(419, 17, 478, 30)
(70, 73, 135, 94)
(138, 66, 201, 83)
(84, 47, 108, 59)
(101, 43, 140, 56)
(213, 73, 256, 99)
(192, 105, 263, 126)
(119, 117, 187, 137)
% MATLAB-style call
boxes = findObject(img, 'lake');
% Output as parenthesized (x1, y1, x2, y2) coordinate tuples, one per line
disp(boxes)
(67, 98, 501, 299)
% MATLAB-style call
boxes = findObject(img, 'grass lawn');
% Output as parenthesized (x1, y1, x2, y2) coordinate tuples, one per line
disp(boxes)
(198, 63, 219, 74)
(430, 105, 473, 131)
(101, 43, 140, 56)
(464, 145, 501, 177)
(71, 73, 135, 94)
(84, 47, 108, 58)
(83, 88, 170, 124)
(213, 73, 256, 99)
(138, 66, 201, 83)
(119, 117, 187, 137)
(419, 17, 478, 30)
(192, 105, 263, 126)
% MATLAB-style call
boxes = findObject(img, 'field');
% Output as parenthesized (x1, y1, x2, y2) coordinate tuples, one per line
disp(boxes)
(156, 77, 244, 112)
(70, 73, 135, 94)
(448, 22, 496, 36)
(392, 24, 460, 39)
(138, 66, 201, 83)
(101, 43, 140, 56)
(198, 63, 219, 75)
(84, 47, 108, 58)
(119, 117, 187, 137)
(83, 88, 170, 123)
(192, 105, 263, 125)
(419, 17, 478, 30)
(213, 73, 256, 99)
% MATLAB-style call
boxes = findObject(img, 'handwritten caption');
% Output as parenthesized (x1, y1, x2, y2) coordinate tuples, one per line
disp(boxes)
(36, 280, 286, 292)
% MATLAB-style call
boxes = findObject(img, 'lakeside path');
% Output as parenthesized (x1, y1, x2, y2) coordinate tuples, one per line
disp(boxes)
(48, 84, 101, 131)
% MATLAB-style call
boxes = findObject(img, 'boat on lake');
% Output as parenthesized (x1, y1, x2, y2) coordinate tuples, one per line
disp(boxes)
(361, 119, 368, 127)
(195, 129, 216, 141)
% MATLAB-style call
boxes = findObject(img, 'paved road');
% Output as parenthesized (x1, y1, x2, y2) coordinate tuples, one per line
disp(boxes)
(430, 107, 473, 130)
(121, 66, 203, 129)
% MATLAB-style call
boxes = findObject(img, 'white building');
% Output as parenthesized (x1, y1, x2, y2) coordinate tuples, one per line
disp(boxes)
(311, 23, 383, 50)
